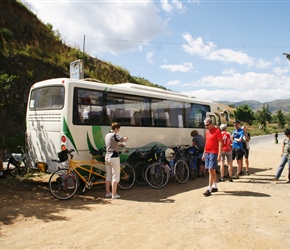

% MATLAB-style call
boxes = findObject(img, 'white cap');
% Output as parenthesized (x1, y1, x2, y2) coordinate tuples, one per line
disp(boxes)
(220, 124, 227, 131)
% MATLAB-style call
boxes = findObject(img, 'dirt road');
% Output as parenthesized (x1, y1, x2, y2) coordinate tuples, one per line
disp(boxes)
(1, 136, 290, 249)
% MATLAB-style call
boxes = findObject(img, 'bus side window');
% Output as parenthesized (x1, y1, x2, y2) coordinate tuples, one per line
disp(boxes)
(112, 110, 123, 122)
(78, 112, 84, 124)
(155, 112, 171, 127)
(133, 112, 142, 126)
(141, 111, 152, 127)
(122, 110, 135, 125)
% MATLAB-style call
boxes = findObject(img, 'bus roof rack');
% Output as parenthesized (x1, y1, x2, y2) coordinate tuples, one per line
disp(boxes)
(115, 83, 188, 98)
(82, 78, 104, 83)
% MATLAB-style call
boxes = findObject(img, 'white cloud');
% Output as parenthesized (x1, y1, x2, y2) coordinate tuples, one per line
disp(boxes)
(255, 59, 272, 69)
(24, 0, 168, 55)
(222, 68, 238, 75)
(146, 51, 155, 64)
(180, 72, 290, 102)
(160, 0, 185, 13)
(182, 33, 255, 66)
(167, 79, 182, 86)
(181, 88, 290, 103)
(272, 66, 289, 75)
(160, 62, 193, 72)
(182, 33, 216, 57)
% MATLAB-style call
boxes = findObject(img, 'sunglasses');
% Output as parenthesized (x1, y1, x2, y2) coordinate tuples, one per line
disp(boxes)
(204, 124, 210, 127)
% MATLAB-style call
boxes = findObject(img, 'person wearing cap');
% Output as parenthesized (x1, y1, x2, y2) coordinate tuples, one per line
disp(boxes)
(232, 120, 244, 179)
(241, 125, 251, 175)
(202, 118, 222, 197)
(219, 124, 233, 182)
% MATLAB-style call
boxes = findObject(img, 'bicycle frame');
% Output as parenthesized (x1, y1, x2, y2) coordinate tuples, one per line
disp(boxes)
(49, 148, 135, 199)
(68, 160, 106, 190)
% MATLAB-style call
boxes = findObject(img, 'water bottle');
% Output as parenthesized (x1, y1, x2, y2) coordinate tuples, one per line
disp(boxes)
(165, 164, 170, 171)
(169, 159, 174, 169)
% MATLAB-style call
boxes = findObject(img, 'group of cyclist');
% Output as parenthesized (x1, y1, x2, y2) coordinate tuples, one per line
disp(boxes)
(190, 118, 250, 197)
(106, 118, 252, 199)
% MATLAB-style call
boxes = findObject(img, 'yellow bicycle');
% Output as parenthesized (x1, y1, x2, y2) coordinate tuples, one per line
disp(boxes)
(48, 149, 135, 200)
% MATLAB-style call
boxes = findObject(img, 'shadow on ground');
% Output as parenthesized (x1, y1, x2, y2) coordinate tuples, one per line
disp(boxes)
(0, 165, 276, 227)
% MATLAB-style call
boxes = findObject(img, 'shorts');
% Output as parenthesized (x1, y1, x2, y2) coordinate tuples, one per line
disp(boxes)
(243, 148, 249, 159)
(105, 156, 120, 182)
(221, 151, 232, 163)
(232, 148, 243, 160)
(204, 153, 218, 170)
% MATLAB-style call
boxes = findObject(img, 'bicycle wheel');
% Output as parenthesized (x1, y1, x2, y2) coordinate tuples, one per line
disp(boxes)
(118, 162, 135, 190)
(134, 162, 149, 186)
(21, 157, 28, 175)
(49, 169, 79, 200)
(6, 162, 27, 177)
(145, 162, 169, 189)
(174, 159, 189, 184)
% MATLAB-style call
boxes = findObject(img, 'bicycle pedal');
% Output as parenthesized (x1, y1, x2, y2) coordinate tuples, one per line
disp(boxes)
(86, 182, 93, 189)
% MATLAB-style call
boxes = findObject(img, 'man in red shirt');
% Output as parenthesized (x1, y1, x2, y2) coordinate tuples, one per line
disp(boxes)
(202, 118, 222, 196)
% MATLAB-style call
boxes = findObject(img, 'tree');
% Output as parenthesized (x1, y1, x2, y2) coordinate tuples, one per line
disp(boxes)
(276, 109, 286, 129)
(255, 104, 272, 131)
(0, 73, 24, 156)
(234, 104, 255, 125)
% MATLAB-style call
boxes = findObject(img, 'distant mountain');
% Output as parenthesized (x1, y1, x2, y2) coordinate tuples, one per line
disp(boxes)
(216, 99, 290, 113)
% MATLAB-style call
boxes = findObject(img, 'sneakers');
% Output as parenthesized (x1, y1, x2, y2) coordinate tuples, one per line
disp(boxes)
(239, 171, 244, 176)
(233, 174, 239, 179)
(203, 190, 211, 196)
(229, 177, 233, 182)
(219, 177, 225, 182)
(105, 192, 112, 198)
(112, 194, 121, 199)
(211, 187, 218, 193)
(272, 178, 278, 181)
(246, 171, 250, 176)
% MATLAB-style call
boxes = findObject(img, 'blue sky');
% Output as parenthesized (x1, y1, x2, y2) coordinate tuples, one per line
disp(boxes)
(22, 0, 290, 103)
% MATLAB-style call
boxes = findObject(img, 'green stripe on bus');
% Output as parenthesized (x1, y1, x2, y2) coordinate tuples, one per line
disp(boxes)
(63, 118, 78, 152)
(92, 126, 105, 149)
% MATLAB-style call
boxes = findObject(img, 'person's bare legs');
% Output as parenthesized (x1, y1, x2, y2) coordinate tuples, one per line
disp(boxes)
(105, 181, 111, 195)
(241, 158, 244, 174)
(237, 159, 242, 176)
(209, 169, 217, 188)
(112, 181, 118, 196)
(220, 161, 225, 179)
(228, 161, 233, 181)
(245, 158, 249, 173)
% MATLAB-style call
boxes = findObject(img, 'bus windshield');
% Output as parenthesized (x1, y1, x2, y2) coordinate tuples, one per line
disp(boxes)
(29, 86, 64, 110)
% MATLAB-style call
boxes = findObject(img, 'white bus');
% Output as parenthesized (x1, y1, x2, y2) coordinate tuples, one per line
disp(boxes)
(26, 78, 228, 173)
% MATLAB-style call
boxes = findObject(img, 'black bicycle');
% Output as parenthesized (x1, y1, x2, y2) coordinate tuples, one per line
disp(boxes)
(127, 145, 161, 186)
(6, 146, 28, 177)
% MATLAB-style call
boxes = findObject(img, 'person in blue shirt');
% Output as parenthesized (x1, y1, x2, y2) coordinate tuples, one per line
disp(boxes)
(232, 120, 244, 179)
